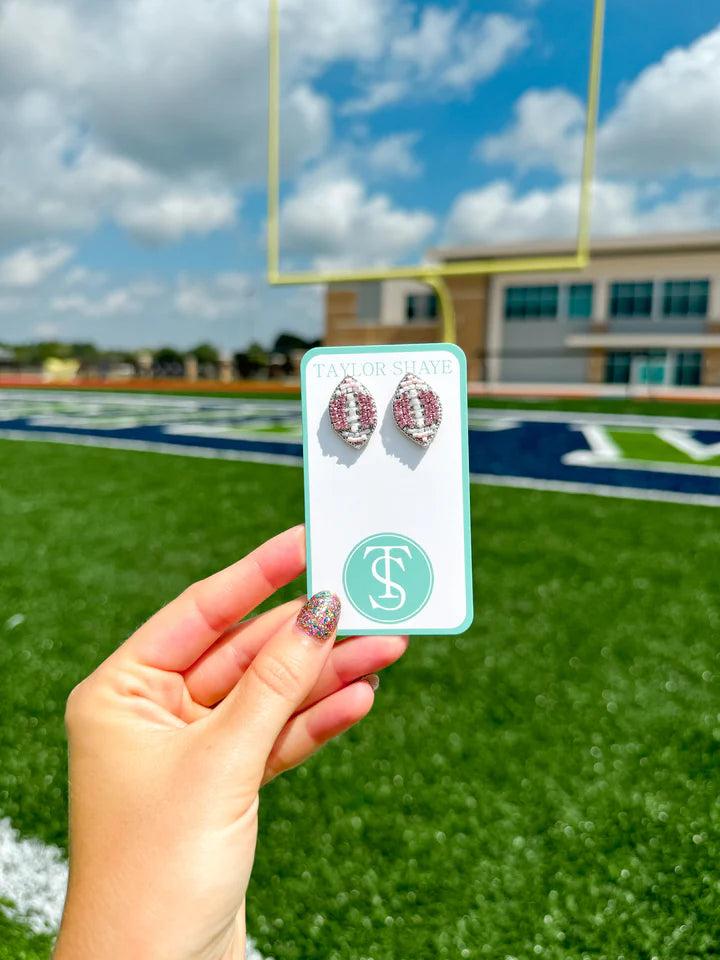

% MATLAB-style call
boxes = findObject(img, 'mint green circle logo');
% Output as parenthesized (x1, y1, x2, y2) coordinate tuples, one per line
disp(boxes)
(343, 533, 434, 624)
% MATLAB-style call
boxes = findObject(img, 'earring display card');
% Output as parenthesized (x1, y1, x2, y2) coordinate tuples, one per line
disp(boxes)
(301, 343, 473, 636)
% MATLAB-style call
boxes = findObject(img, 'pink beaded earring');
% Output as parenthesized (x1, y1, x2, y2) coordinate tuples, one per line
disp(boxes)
(392, 374, 442, 447)
(328, 376, 377, 449)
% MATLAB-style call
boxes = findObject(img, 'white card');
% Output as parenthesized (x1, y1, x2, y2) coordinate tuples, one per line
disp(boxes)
(301, 344, 473, 636)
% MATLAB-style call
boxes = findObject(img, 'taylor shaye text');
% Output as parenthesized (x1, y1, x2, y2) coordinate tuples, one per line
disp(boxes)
(310, 358, 455, 379)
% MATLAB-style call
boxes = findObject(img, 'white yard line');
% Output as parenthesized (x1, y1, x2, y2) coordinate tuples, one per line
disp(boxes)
(470, 473, 720, 508)
(0, 430, 303, 467)
(0, 818, 68, 936)
(467, 407, 720, 431)
(569, 424, 623, 461)
(0, 389, 301, 415)
(655, 427, 720, 461)
(0, 819, 268, 958)
(562, 425, 720, 477)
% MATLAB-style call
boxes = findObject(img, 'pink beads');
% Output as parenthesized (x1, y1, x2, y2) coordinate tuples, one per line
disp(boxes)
(328, 376, 377, 449)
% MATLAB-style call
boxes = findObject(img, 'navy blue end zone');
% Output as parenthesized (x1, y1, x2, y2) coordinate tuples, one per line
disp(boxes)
(2, 391, 720, 506)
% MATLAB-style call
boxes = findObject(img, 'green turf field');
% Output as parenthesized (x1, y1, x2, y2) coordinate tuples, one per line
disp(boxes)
(608, 429, 720, 467)
(2, 439, 720, 959)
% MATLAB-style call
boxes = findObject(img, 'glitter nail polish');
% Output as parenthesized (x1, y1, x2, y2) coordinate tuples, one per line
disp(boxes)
(296, 591, 341, 643)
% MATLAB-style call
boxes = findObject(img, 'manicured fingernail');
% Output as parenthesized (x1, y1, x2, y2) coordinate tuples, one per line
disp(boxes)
(296, 591, 341, 643)
(360, 674, 380, 692)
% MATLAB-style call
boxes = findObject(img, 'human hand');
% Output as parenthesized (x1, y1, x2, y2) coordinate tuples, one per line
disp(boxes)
(53, 525, 408, 960)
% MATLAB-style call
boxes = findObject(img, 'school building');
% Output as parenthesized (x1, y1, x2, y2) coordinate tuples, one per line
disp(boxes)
(323, 231, 720, 389)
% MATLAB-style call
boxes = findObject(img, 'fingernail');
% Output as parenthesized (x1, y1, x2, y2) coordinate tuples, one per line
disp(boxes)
(360, 673, 380, 692)
(296, 591, 341, 643)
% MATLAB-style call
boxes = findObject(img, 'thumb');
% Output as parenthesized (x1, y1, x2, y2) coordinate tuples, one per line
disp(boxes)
(212, 591, 341, 780)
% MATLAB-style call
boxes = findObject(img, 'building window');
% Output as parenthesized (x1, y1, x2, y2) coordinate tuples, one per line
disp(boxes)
(674, 351, 703, 386)
(505, 285, 558, 319)
(663, 280, 709, 317)
(610, 282, 653, 318)
(568, 283, 593, 319)
(605, 351, 632, 384)
(406, 294, 438, 322)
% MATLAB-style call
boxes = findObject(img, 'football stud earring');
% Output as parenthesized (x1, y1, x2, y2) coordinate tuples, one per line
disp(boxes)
(329, 376, 377, 449)
(392, 373, 442, 447)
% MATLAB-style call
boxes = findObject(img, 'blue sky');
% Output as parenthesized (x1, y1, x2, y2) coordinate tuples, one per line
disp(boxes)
(1, 0, 719, 351)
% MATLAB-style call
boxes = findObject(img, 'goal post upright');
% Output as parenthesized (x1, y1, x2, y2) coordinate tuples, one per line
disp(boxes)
(267, 0, 606, 344)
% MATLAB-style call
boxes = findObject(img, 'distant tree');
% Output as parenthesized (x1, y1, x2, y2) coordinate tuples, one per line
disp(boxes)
(273, 333, 313, 354)
(246, 341, 268, 368)
(233, 353, 252, 378)
(72, 342, 100, 364)
(153, 347, 185, 377)
(191, 343, 220, 365)
(153, 347, 185, 366)
(233, 342, 269, 379)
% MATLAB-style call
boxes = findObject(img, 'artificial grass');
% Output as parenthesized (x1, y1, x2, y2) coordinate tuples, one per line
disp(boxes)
(609, 429, 720, 466)
(1, 440, 719, 958)
(0, 913, 54, 960)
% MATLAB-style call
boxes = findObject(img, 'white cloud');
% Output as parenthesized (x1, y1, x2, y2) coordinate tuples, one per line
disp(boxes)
(392, 7, 459, 76)
(366, 133, 423, 178)
(215, 273, 254, 295)
(599, 24, 720, 178)
(281, 167, 435, 269)
(478, 24, 720, 182)
(440, 14, 530, 91)
(126, 279, 166, 298)
(64, 266, 108, 286)
(340, 81, 406, 117)
(342, 8, 529, 115)
(0, 265, 321, 351)
(0, 0, 400, 247)
(174, 274, 254, 321)
(280, 0, 393, 69)
(34, 321, 61, 339)
(479, 88, 585, 175)
(117, 190, 238, 244)
(52, 289, 143, 318)
(0, 243, 74, 287)
(444, 179, 720, 246)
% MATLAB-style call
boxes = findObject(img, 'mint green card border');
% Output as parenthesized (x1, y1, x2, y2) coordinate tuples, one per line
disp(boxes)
(300, 343, 474, 636)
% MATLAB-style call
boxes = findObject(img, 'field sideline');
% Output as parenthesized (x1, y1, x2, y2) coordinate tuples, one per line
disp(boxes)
(2, 432, 720, 958)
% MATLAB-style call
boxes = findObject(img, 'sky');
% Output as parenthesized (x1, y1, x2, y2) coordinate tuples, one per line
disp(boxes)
(1, 0, 720, 352)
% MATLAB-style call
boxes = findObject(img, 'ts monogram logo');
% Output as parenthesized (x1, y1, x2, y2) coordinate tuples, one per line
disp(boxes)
(343, 533, 434, 624)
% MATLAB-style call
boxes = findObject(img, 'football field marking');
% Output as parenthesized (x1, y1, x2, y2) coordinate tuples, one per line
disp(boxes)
(470, 473, 720, 508)
(564, 425, 720, 478)
(0, 818, 267, 957)
(656, 427, 720, 461)
(0, 818, 68, 936)
(3, 390, 720, 505)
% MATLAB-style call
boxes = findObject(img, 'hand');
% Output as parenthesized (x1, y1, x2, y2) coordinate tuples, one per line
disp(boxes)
(53, 525, 408, 960)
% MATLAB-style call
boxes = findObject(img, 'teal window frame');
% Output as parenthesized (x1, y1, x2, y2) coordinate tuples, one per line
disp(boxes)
(406, 294, 438, 322)
(610, 282, 653, 318)
(674, 351, 703, 386)
(505, 285, 559, 320)
(568, 283, 593, 319)
(605, 351, 632, 384)
(662, 280, 709, 318)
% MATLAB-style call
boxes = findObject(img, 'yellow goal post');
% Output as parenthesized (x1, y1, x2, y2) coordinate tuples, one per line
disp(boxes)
(267, 0, 606, 342)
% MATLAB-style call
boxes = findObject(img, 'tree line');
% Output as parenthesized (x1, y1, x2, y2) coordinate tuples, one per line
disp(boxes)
(0, 333, 320, 378)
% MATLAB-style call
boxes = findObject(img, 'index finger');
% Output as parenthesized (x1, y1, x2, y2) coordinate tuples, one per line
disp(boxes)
(122, 524, 306, 671)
